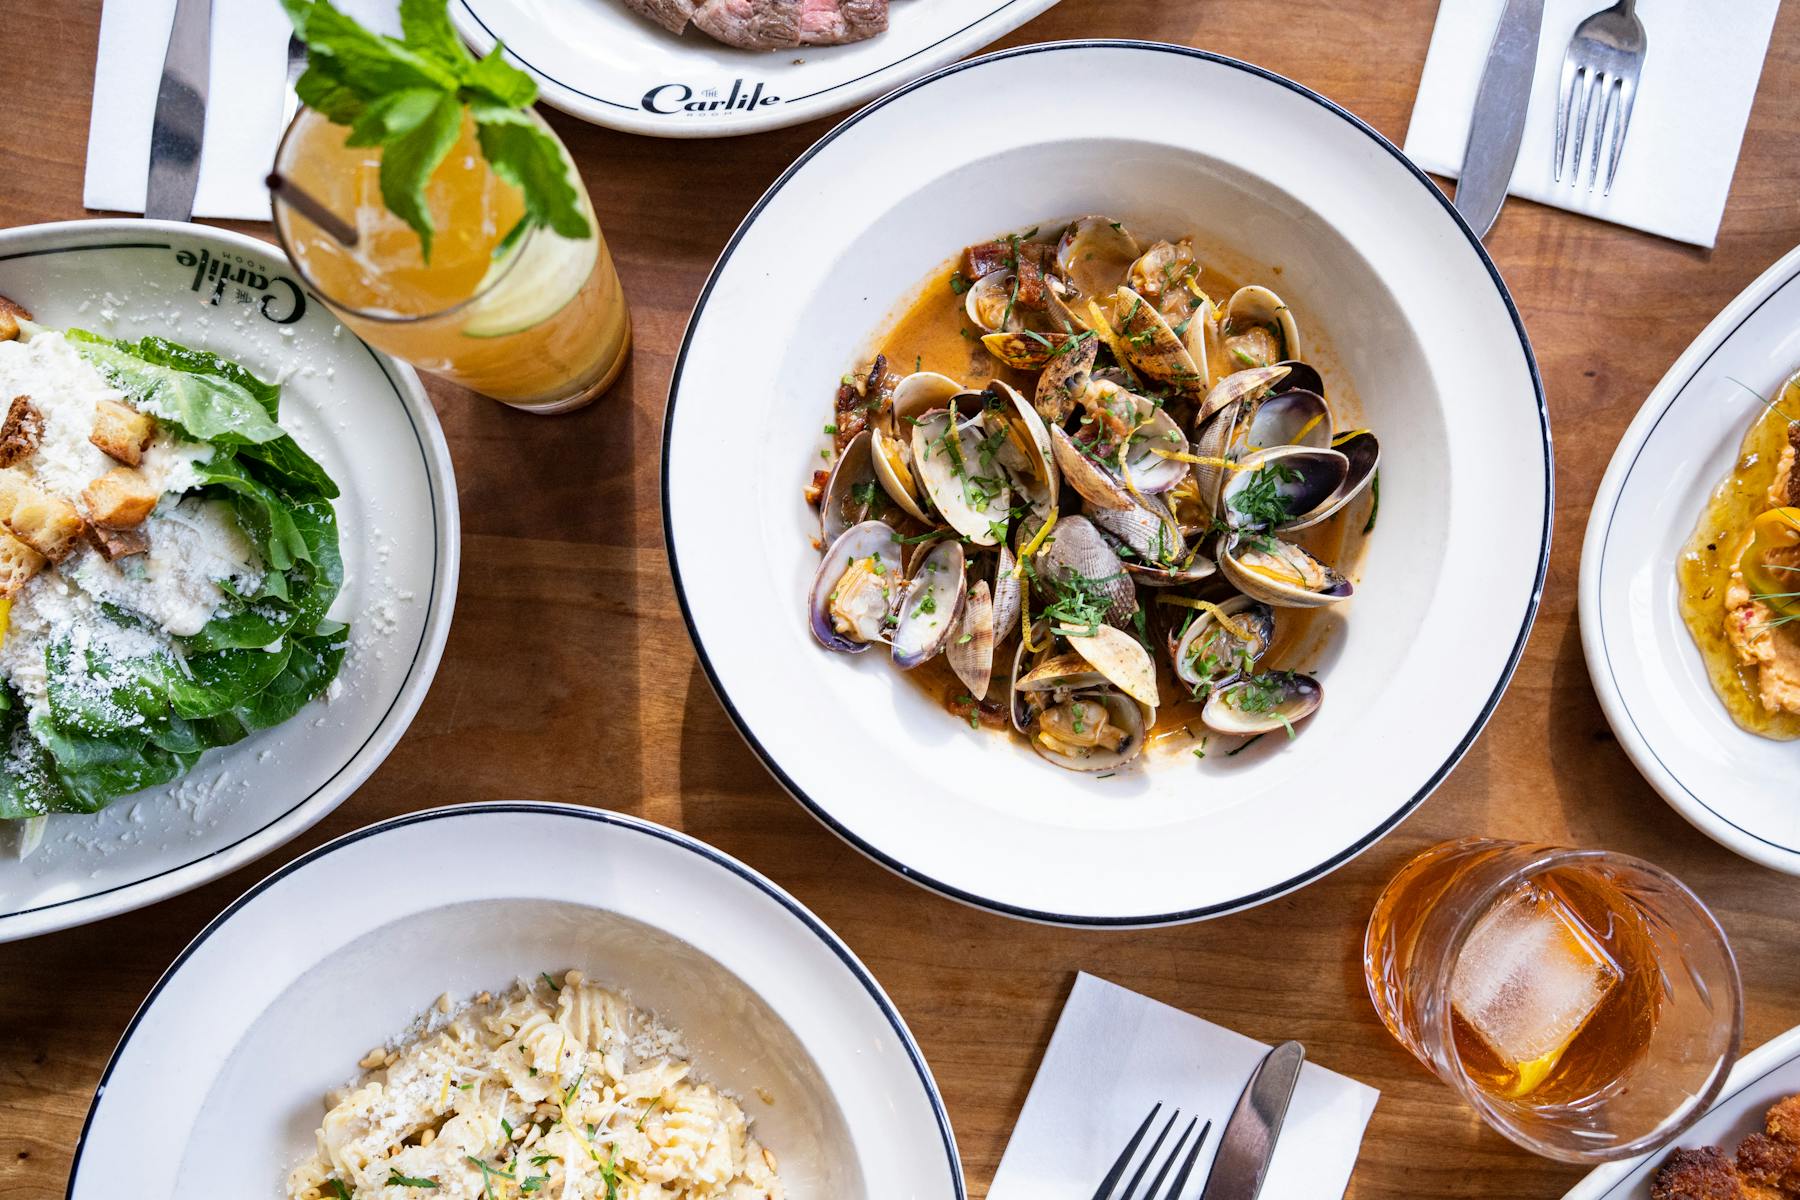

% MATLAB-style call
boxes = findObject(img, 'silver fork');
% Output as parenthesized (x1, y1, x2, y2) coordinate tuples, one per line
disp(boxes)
(1091, 1104, 1213, 1200)
(1552, 0, 1648, 195)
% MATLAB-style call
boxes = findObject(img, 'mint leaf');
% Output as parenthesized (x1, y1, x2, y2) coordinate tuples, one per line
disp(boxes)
(471, 102, 591, 242)
(283, 0, 590, 256)
(346, 86, 447, 148)
(461, 45, 537, 108)
(379, 91, 464, 262)
(400, 0, 471, 70)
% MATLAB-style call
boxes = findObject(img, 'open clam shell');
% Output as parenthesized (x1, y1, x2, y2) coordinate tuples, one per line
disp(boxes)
(890, 371, 965, 425)
(965, 269, 1023, 333)
(1276, 429, 1381, 533)
(1202, 671, 1322, 737)
(868, 425, 933, 523)
(809, 521, 903, 652)
(1219, 535, 1354, 608)
(1049, 424, 1135, 511)
(1127, 240, 1201, 317)
(1122, 405, 1190, 493)
(1198, 363, 1291, 425)
(1111, 286, 1206, 399)
(1222, 284, 1301, 366)
(892, 539, 966, 669)
(1268, 359, 1325, 399)
(987, 380, 1059, 518)
(1244, 389, 1332, 452)
(912, 403, 1012, 546)
(1026, 688, 1149, 773)
(1035, 331, 1098, 423)
(1067, 624, 1160, 708)
(820, 429, 884, 545)
(947, 579, 996, 699)
(1172, 596, 1274, 692)
(1218, 445, 1349, 533)
(1056, 216, 1141, 302)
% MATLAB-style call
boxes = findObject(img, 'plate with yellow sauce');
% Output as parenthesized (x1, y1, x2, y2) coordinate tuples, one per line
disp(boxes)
(1582, 242, 1800, 876)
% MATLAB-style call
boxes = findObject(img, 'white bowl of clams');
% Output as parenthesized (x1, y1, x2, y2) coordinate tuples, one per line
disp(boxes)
(664, 42, 1550, 925)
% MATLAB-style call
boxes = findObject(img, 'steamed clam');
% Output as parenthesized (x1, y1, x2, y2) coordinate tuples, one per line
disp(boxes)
(804, 215, 1381, 772)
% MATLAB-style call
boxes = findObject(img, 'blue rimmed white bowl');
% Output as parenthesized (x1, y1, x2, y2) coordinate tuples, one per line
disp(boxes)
(664, 42, 1550, 925)
(66, 803, 962, 1199)
(0, 220, 459, 941)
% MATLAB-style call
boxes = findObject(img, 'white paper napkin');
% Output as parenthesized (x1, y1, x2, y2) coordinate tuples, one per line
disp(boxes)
(83, 0, 398, 222)
(989, 973, 1379, 1200)
(1404, 0, 1779, 248)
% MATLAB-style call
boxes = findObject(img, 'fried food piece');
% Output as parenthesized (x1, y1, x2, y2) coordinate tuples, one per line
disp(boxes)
(0, 294, 30, 342)
(0, 396, 43, 468)
(1737, 1132, 1800, 1193)
(90, 397, 155, 466)
(0, 528, 46, 599)
(0, 469, 84, 563)
(1652, 1146, 1742, 1200)
(81, 466, 158, 529)
(1767, 1094, 1800, 1145)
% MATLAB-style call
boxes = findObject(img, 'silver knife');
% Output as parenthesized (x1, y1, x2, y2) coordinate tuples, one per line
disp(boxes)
(1452, 0, 1547, 239)
(146, 0, 214, 222)
(1197, 1041, 1306, 1200)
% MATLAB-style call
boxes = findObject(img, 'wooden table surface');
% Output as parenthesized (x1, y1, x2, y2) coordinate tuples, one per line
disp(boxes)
(4, 2, 1800, 1197)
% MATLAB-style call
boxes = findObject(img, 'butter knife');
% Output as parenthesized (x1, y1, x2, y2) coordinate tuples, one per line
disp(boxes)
(146, 0, 213, 222)
(1197, 1041, 1306, 1200)
(1452, 0, 1547, 239)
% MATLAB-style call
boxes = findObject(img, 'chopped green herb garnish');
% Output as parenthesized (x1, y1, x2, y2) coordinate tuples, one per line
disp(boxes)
(385, 1171, 439, 1189)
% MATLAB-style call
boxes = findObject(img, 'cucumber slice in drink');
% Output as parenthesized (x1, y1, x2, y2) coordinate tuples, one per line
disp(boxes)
(461, 221, 599, 339)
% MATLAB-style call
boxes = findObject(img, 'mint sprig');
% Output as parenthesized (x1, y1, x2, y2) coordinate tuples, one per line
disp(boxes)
(280, 0, 591, 261)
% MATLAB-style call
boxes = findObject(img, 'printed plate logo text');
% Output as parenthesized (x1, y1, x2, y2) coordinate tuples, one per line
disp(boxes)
(175, 248, 306, 325)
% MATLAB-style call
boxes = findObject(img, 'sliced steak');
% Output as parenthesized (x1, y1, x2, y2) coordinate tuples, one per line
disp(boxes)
(692, 0, 803, 50)
(798, 0, 887, 44)
(621, 0, 700, 34)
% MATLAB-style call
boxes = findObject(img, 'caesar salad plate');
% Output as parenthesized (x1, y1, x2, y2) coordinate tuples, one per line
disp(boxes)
(1563, 1022, 1800, 1198)
(664, 43, 1549, 925)
(1580, 241, 1800, 876)
(0, 220, 458, 942)
(451, 0, 1063, 138)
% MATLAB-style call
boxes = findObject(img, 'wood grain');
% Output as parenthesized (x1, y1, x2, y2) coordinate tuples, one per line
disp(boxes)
(4, 3, 1800, 1198)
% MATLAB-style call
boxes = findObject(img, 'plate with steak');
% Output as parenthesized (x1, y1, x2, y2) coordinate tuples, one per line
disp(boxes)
(451, 0, 1063, 136)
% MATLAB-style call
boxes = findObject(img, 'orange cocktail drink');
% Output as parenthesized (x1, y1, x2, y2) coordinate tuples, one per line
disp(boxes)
(272, 108, 629, 413)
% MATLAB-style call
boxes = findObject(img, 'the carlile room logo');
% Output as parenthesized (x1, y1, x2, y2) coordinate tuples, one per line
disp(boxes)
(641, 78, 782, 115)
(174, 247, 307, 325)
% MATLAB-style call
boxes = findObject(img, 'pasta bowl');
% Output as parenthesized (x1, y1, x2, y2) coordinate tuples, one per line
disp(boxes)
(663, 41, 1550, 924)
(66, 803, 961, 1199)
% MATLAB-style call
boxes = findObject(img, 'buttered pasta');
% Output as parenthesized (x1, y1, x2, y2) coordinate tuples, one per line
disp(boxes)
(287, 971, 783, 1200)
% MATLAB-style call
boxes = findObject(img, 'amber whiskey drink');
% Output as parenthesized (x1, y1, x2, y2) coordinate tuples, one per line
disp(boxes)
(1364, 839, 1741, 1162)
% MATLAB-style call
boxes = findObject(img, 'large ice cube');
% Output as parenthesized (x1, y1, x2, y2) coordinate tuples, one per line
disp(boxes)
(1450, 885, 1622, 1083)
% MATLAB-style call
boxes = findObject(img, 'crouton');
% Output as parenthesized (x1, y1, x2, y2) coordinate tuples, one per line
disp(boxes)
(81, 467, 158, 530)
(0, 396, 43, 468)
(0, 295, 29, 343)
(90, 523, 149, 562)
(89, 397, 155, 466)
(2, 481, 85, 563)
(0, 528, 46, 599)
